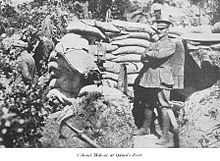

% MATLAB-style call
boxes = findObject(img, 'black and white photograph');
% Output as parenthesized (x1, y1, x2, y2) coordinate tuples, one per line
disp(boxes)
(0, 0, 220, 160)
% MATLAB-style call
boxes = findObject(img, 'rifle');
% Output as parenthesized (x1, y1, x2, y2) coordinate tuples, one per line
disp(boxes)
(59, 116, 101, 148)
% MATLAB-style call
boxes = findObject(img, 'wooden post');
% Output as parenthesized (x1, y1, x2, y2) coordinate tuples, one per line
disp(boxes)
(117, 63, 128, 95)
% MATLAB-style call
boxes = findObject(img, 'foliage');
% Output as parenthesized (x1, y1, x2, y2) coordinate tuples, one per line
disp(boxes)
(0, 48, 64, 147)
(88, 0, 133, 20)
(188, 0, 220, 24)
(111, 0, 132, 20)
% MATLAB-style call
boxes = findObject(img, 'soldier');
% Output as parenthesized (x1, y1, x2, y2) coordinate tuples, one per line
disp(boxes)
(133, 20, 176, 145)
(33, 31, 54, 75)
(13, 41, 37, 85)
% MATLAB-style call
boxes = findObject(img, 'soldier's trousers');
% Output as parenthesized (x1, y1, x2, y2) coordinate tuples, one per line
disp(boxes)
(133, 86, 171, 128)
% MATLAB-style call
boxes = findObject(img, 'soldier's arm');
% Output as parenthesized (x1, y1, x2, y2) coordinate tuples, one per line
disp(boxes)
(144, 41, 176, 59)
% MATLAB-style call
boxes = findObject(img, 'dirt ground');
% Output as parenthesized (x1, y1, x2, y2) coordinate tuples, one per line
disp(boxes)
(133, 124, 174, 148)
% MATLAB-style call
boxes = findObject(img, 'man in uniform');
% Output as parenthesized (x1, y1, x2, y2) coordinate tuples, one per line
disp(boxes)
(13, 41, 37, 85)
(33, 31, 54, 75)
(133, 19, 176, 145)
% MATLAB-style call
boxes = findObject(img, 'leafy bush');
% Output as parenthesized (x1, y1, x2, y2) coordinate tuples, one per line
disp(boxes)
(0, 48, 64, 147)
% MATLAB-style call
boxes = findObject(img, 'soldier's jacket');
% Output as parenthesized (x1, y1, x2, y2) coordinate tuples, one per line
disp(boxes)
(33, 38, 54, 73)
(139, 37, 176, 89)
(17, 50, 36, 83)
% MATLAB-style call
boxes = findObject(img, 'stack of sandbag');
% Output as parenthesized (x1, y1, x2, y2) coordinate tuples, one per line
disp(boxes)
(48, 33, 99, 98)
(50, 19, 157, 97)
(98, 20, 156, 95)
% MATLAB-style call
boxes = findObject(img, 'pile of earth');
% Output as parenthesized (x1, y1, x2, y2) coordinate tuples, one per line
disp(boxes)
(40, 85, 135, 148)
(179, 81, 220, 147)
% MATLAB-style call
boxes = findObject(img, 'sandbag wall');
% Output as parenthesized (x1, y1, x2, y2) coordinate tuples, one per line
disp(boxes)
(64, 19, 157, 97)
(101, 21, 156, 96)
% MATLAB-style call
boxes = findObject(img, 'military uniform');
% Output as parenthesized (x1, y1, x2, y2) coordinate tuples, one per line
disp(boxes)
(139, 36, 176, 107)
(17, 50, 36, 84)
(133, 20, 176, 144)
(33, 37, 54, 75)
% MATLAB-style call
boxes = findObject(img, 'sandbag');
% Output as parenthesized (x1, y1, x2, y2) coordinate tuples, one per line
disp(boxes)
(49, 75, 81, 94)
(102, 72, 118, 82)
(102, 72, 138, 85)
(212, 22, 220, 33)
(48, 54, 85, 97)
(112, 46, 146, 55)
(95, 21, 121, 33)
(66, 21, 106, 40)
(104, 61, 142, 74)
(102, 79, 118, 88)
(104, 31, 119, 38)
(126, 32, 151, 40)
(105, 53, 117, 61)
(104, 61, 141, 74)
(211, 43, 220, 51)
(81, 19, 96, 26)
(112, 32, 151, 41)
(112, 54, 141, 63)
(112, 34, 129, 41)
(54, 34, 89, 53)
(104, 30, 129, 38)
(61, 77, 81, 93)
(111, 20, 155, 34)
(103, 61, 121, 74)
(100, 42, 119, 52)
(64, 49, 98, 74)
(111, 38, 150, 48)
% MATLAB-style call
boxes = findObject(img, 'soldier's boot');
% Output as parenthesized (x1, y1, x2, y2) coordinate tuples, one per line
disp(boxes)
(170, 127, 180, 148)
(156, 108, 170, 145)
(133, 108, 152, 136)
